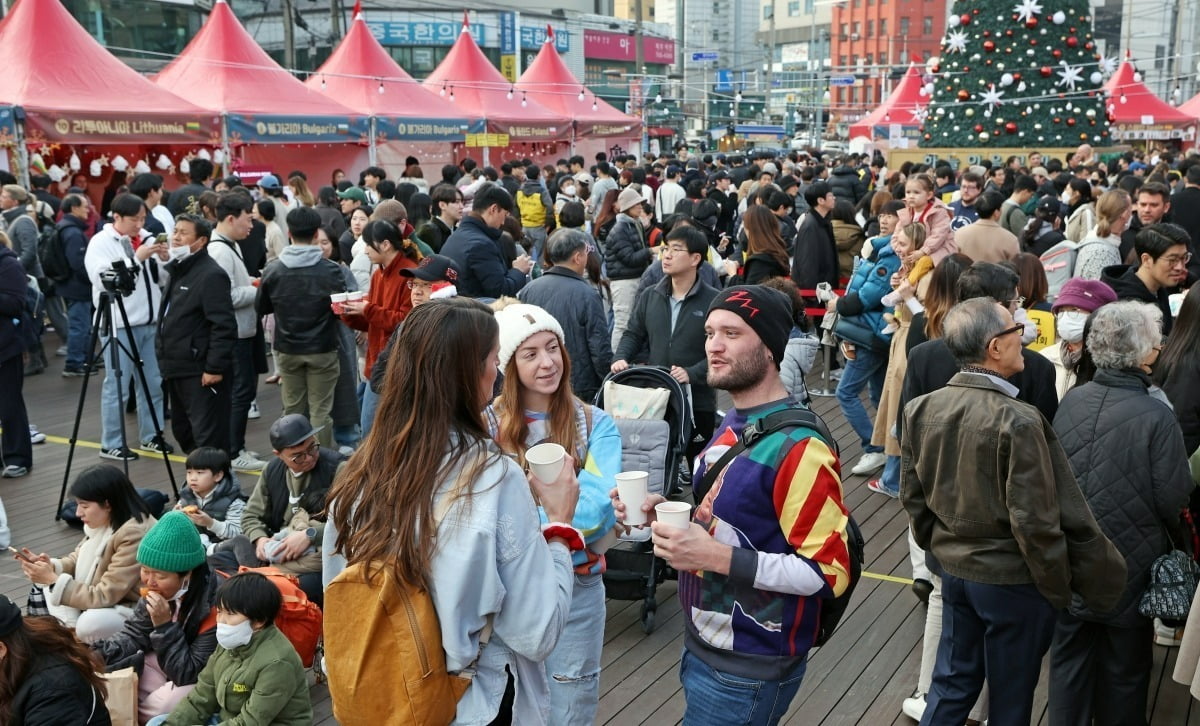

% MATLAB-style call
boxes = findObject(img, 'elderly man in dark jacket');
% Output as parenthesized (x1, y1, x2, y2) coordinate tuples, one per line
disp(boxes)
(612, 225, 719, 459)
(902, 297, 1125, 726)
(58, 194, 98, 377)
(157, 214, 237, 455)
(517, 228, 612, 401)
(1048, 301, 1192, 726)
(441, 184, 532, 300)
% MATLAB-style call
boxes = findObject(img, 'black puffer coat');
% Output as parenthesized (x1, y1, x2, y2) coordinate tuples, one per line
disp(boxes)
(1052, 368, 1193, 626)
(11, 654, 111, 725)
(603, 213, 651, 280)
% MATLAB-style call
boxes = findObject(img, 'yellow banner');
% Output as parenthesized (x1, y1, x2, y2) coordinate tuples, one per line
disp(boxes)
(464, 133, 511, 148)
(1025, 309, 1056, 352)
(500, 55, 517, 83)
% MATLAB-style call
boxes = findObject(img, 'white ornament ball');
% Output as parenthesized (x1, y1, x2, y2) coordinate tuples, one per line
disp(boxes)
(979, 132, 990, 141)
(997, 62, 1005, 71)
(1018, 82, 1028, 92)
(1040, 28, 1047, 35)
(1086, 108, 1096, 118)
(1000, 73, 1014, 86)
(1052, 11, 1066, 24)
(965, 108, 975, 117)
(1090, 72, 1103, 84)
(949, 15, 960, 27)
(1027, 49, 1036, 56)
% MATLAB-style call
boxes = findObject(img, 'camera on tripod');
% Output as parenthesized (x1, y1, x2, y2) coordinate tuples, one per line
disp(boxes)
(99, 259, 138, 296)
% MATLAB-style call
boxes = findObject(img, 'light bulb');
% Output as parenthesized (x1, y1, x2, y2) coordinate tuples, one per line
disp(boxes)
(521, 92, 528, 108)
(1120, 93, 1127, 104)
(449, 87, 455, 101)
(655, 93, 662, 103)
(592, 101, 598, 111)
(378, 82, 385, 94)
(735, 92, 743, 103)
(507, 87, 513, 100)
(578, 90, 585, 101)
(320, 77, 326, 89)
(440, 85, 446, 97)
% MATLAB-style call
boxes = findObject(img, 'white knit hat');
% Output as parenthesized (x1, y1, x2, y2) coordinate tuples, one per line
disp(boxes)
(495, 303, 565, 372)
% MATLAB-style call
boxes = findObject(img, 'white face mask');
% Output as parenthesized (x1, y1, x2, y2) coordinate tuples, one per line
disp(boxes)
(170, 577, 190, 603)
(563, 185, 576, 196)
(216, 620, 254, 650)
(1056, 310, 1088, 344)
(167, 244, 192, 263)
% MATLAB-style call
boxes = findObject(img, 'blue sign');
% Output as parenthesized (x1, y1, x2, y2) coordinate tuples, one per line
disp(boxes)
(714, 70, 749, 93)
(376, 117, 484, 142)
(227, 114, 370, 144)
(520, 25, 569, 52)
(829, 75, 856, 86)
(692, 51, 719, 62)
(499, 12, 517, 55)
(366, 21, 486, 47)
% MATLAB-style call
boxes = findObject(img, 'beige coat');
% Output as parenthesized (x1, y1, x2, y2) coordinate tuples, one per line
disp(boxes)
(953, 219, 1021, 263)
(871, 274, 932, 455)
(54, 515, 155, 610)
(1174, 586, 1200, 698)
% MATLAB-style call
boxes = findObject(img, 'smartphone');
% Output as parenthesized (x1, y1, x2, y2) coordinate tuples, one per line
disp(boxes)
(7, 546, 34, 563)
(155, 233, 169, 246)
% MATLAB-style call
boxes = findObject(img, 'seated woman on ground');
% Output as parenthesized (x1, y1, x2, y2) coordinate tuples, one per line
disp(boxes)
(93, 511, 220, 724)
(16, 465, 155, 642)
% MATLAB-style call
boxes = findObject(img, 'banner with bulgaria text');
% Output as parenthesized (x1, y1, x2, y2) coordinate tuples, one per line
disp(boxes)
(226, 114, 370, 144)
(22, 110, 218, 144)
(374, 117, 483, 143)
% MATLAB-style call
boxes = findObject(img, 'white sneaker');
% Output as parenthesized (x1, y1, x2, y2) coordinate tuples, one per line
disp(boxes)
(901, 692, 926, 721)
(232, 450, 266, 471)
(1155, 617, 1184, 647)
(247, 401, 261, 420)
(851, 451, 887, 476)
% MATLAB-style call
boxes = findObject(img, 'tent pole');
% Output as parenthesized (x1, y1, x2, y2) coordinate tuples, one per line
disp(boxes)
(221, 115, 232, 177)
(368, 117, 378, 166)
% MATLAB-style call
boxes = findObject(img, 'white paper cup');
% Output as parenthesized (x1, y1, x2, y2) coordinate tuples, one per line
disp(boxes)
(655, 501, 693, 530)
(330, 292, 349, 314)
(615, 471, 649, 526)
(347, 291, 366, 302)
(526, 443, 566, 482)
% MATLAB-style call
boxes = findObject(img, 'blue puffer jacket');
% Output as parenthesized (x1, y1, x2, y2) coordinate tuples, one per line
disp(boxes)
(833, 234, 901, 345)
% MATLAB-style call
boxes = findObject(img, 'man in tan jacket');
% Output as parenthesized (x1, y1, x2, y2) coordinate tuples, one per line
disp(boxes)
(953, 191, 1021, 263)
(901, 297, 1125, 726)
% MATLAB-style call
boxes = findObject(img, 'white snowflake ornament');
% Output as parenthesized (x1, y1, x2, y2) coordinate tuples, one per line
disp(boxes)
(978, 84, 1006, 109)
(944, 30, 968, 54)
(1013, 0, 1043, 24)
(1056, 63, 1084, 92)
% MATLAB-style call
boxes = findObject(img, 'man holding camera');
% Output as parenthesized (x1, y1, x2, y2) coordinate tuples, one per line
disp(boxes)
(83, 193, 172, 461)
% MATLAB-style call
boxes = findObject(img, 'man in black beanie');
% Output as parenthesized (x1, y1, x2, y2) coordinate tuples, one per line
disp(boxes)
(633, 281, 853, 721)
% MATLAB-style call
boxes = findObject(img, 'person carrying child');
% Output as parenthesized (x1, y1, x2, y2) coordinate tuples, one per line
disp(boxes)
(896, 175, 955, 266)
(174, 448, 245, 555)
(92, 511, 220, 723)
(880, 223, 934, 335)
(147, 572, 311, 726)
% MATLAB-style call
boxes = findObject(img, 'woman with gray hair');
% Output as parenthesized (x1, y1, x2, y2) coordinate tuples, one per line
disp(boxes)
(1048, 300, 1193, 725)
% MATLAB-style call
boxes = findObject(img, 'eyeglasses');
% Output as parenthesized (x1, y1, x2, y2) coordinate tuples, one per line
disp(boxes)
(1004, 296, 1026, 310)
(406, 280, 435, 289)
(1161, 252, 1193, 267)
(286, 440, 320, 465)
(990, 323, 1025, 343)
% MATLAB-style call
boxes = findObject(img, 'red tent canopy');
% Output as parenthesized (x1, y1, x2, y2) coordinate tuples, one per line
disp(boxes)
(1180, 92, 1200, 120)
(307, 14, 470, 127)
(155, 0, 356, 119)
(850, 64, 927, 140)
(423, 21, 569, 140)
(1103, 59, 1195, 128)
(0, 0, 215, 143)
(516, 34, 639, 138)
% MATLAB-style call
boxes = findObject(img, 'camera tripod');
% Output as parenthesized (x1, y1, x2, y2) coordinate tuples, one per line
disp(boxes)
(55, 289, 177, 520)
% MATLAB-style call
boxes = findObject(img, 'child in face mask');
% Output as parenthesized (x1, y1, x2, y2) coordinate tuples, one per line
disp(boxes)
(1040, 278, 1117, 400)
(92, 511, 221, 723)
(152, 572, 312, 726)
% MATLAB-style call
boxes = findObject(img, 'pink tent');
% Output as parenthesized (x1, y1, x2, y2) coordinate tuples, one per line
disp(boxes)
(849, 65, 927, 141)
(0, 0, 215, 143)
(154, 0, 365, 144)
(423, 18, 570, 141)
(1103, 57, 1196, 140)
(307, 12, 477, 141)
(516, 31, 640, 138)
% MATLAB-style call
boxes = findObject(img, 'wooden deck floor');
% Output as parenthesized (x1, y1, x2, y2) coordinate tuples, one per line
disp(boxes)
(4, 360, 1197, 724)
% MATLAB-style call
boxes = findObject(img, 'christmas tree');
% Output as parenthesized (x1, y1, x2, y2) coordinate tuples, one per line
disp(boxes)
(918, 0, 1114, 148)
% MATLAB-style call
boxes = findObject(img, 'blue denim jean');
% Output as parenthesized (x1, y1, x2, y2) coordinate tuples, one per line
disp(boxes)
(65, 298, 93, 370)
(359, 382, 380, 437)
(99, 324, 164, 450)
(545, 573, 605, 724)
(680, 647, 807, 726)
(879, 454, 901, 495)
(835, 346, 886, 452)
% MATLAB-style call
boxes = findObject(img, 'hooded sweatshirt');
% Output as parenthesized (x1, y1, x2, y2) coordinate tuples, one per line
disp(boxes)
(256, 244, 346, 354)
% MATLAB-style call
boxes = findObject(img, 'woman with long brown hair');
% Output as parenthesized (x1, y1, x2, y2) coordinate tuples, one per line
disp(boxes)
(485, 302, 621, 724)
(725, 205, 789, 285)
(0, 595, 109, 724)
(325, 298, 581, 724)
(592, 188, 622, 243)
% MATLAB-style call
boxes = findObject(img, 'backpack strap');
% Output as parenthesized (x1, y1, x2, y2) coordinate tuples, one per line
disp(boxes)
(695, 406, 837, 503)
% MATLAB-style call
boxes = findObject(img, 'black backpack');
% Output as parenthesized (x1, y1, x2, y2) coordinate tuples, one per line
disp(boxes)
(38, 222, 70, 284)
(697, 406, 865, 647)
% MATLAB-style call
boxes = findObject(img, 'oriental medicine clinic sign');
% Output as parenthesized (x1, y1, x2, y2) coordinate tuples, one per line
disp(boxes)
(583, 30, 674, 65)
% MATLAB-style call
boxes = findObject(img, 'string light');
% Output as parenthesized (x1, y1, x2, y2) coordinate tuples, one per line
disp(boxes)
(440, 84, 447, 97)
(655, 93, 662, 103)
(507, 86, 514, 100)
(521, 91, 528, 108)
(378, 81, 384, 95)
(320, 76, 326, 90)
(592, 100, 598, 111)
(578, 89, 586, 101)
(449, 86, 455, 101)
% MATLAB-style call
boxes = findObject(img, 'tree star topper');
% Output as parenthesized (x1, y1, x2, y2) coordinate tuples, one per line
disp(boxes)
(1013, 0, 1044, 24)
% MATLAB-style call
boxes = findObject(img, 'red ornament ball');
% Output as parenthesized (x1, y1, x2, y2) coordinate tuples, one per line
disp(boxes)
(1005, 122, 1018, 134)
(931, 63, 941, 73)
(1030, 39, 1038, 46)
(1066, 117, 1076, 127)
(1054, 117, 1062, 123)
(983, 30, 991, 37)
(974, 124, 984, 133)
(1085, 42, 1094, 50)
(957, 89, 971, 101)
(960, 13, 971, 25)
(1026, 17, 1038, 28)
(1040, 66, 1053, 77)
(1066, 37, 1079, 48)
(993, 129, 1002, 136)
(1052, 49, 1062, 59)
(983, 40, 996, 52)
(924, 133, 932, 141)
(1006, 29, 1013, 37)
(1012, 72, 1022, 81)
(973, 8, 980, 14)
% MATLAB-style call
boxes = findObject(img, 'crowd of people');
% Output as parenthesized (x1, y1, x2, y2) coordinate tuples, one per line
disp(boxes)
(0, 143, 1199, 724)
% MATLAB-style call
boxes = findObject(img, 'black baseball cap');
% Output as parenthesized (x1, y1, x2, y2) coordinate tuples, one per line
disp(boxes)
(400, 254, 461, 283)
(269, 413, 323, 451)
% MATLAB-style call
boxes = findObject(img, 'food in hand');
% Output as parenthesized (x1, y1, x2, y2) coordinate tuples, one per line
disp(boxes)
(139, 586, 151, 598)
(183, 505, 200, 514)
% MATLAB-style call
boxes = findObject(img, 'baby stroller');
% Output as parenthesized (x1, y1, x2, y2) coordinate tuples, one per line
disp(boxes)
(594, 366, 693, 632)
